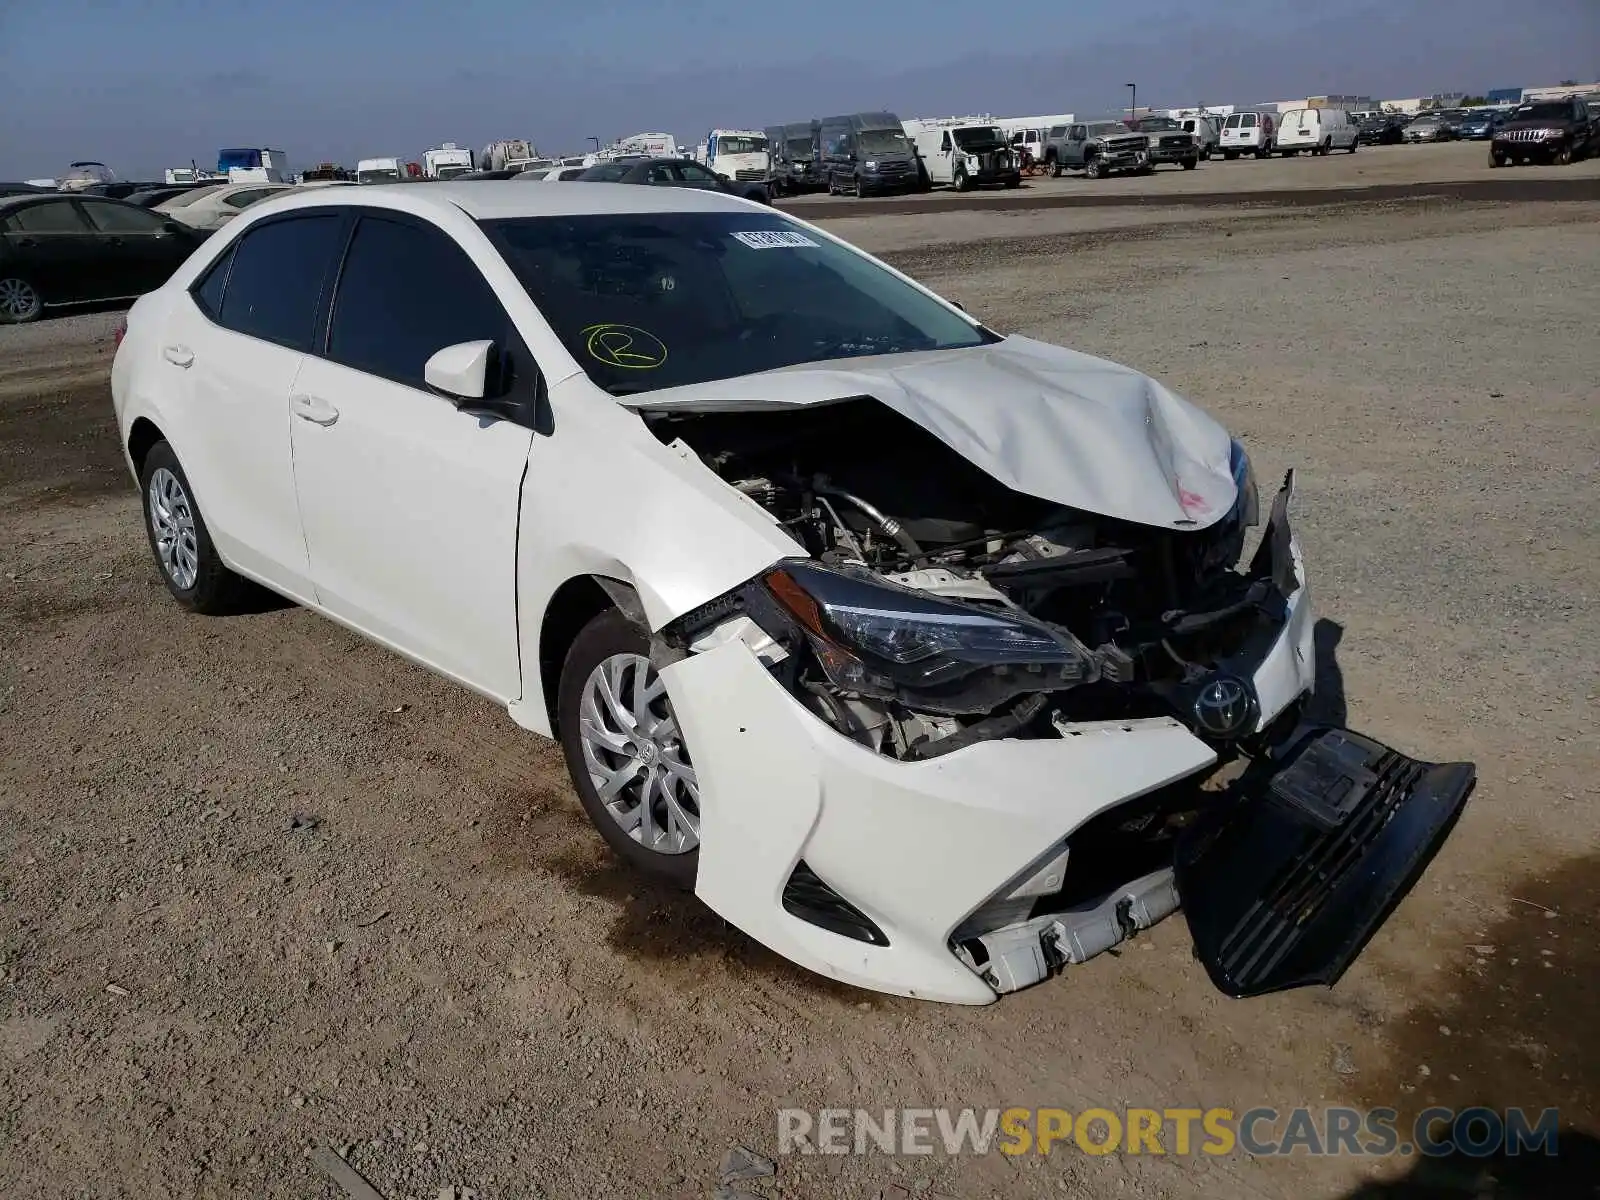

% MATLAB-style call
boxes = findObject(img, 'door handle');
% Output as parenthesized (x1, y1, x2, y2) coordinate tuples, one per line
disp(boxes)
(291, 393, 339, 426)
(162, 344, 194, 368)
(17, 237, 38, 248)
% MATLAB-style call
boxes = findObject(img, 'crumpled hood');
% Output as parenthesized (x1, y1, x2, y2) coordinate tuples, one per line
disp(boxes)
(622, 335, 1238, 530)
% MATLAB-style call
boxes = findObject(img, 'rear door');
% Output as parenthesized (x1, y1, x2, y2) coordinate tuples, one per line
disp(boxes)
(0, 198, 104, 303)
(163, 211, 349, 596)
(75, 198, 194, 295)
(288, 212, 534, 699)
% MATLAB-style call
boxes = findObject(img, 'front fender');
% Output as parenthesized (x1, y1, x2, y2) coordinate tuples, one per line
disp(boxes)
(507, 379, 805, 735)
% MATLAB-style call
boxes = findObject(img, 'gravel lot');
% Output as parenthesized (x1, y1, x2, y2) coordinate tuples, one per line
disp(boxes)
(1, 189, 1596, 1200)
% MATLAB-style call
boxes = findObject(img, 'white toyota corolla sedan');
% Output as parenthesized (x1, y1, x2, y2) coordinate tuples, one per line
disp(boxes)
(111, 183, 1475, 1005)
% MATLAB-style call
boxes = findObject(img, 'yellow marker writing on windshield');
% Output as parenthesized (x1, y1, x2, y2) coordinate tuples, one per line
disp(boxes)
(582, 323, 668, 369)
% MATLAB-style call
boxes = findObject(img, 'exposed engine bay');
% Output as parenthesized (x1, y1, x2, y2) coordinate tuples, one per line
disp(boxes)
(649, 396, 1295, 761)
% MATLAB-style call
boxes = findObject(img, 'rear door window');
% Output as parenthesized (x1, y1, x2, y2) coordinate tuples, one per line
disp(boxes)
(217, 213, 346, 350)
(326, 214, 509, 390)
(78, 200, 168, 233)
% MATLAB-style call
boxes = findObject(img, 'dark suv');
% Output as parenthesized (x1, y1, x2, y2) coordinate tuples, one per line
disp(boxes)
(1490, 97, 1593, 167)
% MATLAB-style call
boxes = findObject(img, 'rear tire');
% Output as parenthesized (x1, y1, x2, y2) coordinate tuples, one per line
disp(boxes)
(1049, 156, 1063, 177)
(138, 441, 251, 615)
(557, 608, 700, 890)
(1223, 149, 1238, 161)
(0, 275, 42, 324)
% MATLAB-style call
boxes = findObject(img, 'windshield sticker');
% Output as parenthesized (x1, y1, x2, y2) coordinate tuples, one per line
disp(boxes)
(730, 230, 819, 250)
(582, 323, 668, 370)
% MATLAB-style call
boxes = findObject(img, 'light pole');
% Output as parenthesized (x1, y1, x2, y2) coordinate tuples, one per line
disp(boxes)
(1127, 82, 1137, 122)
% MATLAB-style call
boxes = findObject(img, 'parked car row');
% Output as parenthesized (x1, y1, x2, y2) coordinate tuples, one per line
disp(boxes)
(0, 193, 209, 323)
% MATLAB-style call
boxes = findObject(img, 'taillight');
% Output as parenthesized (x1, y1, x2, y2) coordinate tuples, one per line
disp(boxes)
(114, 319, 127, 348)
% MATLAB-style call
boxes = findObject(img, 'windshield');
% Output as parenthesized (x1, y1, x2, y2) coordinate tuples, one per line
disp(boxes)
(1137, 118, 1182, 131)
(436, 165, 471, 178)
(716, 135, 768, 155)
(159, 185, 223, 207)
(785, 138, 814, 156)
(857, 129, 910, 155)
(952, 126, 1006, 149)
(1086, 123, 1128, 138)
(481, 212, 996, 397)
(1511, 102, 1573, 121)
(357, 169, 402, 184)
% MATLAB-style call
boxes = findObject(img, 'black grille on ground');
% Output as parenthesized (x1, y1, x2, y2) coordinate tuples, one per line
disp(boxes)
(783, 861, 889, 946)
(1211, 750, 1422, 990)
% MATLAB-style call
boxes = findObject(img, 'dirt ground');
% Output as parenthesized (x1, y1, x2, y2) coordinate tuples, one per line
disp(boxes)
(1, 190, 1596, 1200)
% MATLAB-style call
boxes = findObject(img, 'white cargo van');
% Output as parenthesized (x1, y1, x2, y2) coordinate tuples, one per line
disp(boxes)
(1219, 111, 1275, 159)
(1276, 108, 1358, 156)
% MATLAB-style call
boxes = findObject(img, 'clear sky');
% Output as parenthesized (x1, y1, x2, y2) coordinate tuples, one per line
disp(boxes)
(1, 0, 1595, 178)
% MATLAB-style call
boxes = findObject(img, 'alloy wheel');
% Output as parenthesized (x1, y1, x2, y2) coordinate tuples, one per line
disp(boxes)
(147, 467, 199, 590)
(0, 277, 41, 322)
(577, 652, 699, 855)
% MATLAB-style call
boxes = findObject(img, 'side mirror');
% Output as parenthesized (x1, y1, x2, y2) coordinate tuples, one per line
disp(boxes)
(425, 339, 493, 402)
(162, 221, 186, 235)
(716, 172, 730, 182)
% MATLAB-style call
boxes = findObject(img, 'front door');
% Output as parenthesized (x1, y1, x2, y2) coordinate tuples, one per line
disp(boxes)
(288, 211, 533, 700)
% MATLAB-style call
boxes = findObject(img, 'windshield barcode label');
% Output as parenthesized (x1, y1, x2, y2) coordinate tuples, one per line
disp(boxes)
(731, 230, 819, 250)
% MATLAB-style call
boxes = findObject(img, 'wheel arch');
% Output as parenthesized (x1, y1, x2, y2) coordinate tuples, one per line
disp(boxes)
(127, 416, 167, 478)
(533, 573, 647, 737)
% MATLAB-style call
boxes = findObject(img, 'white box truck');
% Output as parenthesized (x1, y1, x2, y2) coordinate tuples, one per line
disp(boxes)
(422, 143, 474, 179)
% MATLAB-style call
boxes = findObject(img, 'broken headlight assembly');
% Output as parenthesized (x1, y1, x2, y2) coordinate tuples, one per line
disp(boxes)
(762, 559, 1095, 716)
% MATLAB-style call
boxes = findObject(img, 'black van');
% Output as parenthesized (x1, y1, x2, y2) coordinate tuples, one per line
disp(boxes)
(816, 112, 920, 196)
(765, 121, 822, 195)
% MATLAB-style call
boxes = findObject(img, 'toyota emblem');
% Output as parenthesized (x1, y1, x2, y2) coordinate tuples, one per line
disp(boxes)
(1193, 675, 1256, 738)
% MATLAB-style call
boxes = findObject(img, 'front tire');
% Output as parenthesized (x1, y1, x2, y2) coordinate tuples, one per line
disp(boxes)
(1181, 156, 1198, 170)
(558, 608, 700, 889)
(138, 441, 249, 614)
(0, 275, 42, 324)
(1085, 157, 1104, 179)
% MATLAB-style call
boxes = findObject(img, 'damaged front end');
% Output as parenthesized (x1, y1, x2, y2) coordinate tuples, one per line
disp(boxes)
(649, 397, 1474, 1000)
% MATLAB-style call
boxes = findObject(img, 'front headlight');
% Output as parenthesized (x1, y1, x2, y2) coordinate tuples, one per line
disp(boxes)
(1230, 439, 1261, 527)
(763, 560, 1093, 715)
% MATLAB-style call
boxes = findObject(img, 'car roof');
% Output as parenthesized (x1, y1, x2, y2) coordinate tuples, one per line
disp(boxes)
(240, 180, 757, 222)
(0, 192, 73, 209)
